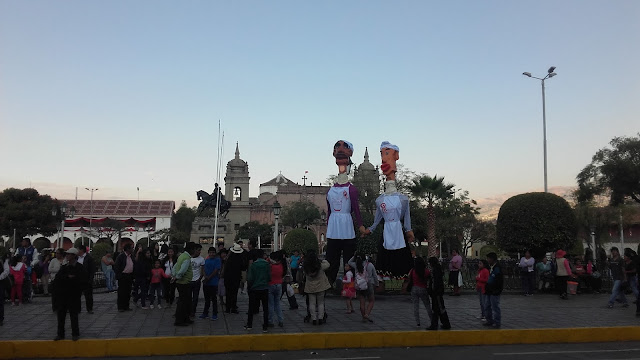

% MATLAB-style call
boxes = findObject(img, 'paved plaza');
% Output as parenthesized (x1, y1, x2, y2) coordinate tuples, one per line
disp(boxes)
(1, 290, 639, 340)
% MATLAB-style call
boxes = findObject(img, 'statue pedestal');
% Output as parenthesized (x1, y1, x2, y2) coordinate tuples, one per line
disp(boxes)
(190, 217, 234, 247)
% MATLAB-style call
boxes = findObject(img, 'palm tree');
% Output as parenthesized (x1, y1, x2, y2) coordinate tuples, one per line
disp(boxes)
(409, 175, 454, 258)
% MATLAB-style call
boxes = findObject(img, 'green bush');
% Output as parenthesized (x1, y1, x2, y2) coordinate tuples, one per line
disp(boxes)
(479, 245, 500, 259)
(283, 229, 318, 255)
(91, 242, 113, 265)
(497, 192, 577, 258)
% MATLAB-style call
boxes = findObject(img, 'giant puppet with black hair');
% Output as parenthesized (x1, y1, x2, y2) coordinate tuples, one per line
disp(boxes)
(325, 140, 365, 286)
(361, 141, 414, 278)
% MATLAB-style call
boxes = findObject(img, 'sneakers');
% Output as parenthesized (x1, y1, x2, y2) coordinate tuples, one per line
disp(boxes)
(243, 325, 252, 331)
(199, 314, 208, 319)
(211, 315, 218, 321)
(157, 304, 162, 309)
(607, 303, 614, 308)
(480, 317, 486, 322)
(141, 306, 149, 310)
(150, 305, 155, 309)
(262, 328, 268, 333)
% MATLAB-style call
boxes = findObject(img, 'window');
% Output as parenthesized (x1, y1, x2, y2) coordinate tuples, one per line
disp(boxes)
(233, 187, 242, 201)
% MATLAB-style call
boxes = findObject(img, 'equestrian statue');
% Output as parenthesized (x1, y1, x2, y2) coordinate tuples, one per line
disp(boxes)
(196, 183, 232, 218)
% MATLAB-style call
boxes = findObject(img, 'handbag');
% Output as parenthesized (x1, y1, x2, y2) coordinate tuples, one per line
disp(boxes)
(458, 272, 464, 287)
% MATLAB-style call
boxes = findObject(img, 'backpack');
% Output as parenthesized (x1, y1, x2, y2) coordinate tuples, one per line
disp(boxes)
(355, 266, 368, 291)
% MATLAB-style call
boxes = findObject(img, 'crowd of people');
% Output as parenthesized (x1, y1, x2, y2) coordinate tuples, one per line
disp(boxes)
(1, 239, 639, 339)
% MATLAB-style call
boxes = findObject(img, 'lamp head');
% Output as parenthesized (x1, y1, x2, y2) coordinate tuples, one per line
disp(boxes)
(548, 66, 556, 74)
(522, 72, 532, 77)
(548, 72, 557, 78)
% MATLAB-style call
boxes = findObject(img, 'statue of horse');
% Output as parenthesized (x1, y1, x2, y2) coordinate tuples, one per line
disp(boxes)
(196, 183, 232, 218)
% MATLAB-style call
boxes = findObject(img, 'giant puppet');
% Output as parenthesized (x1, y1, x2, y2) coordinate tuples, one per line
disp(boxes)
(325, 140, 365, 284)
(361, 141, 414, 277)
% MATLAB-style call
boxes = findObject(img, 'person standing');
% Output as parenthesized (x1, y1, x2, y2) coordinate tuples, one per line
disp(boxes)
(133, 249, 152, 309)
(48, 249, 65, 312)
(149, 259, 169, 309)
(244, 249, 270, 332)
(348, 254, 379, 323)
(0, 253, 10, 326)
(409, 256, 432, 327)
(163, 247, 178, 307)
(101, 251, 116, 292)
(519, 250, 535, 296)
(290, 250, 301, 284)
(607, 247, 628, 308)
(218, 249, 228, 308)
(41, 253, 52, 296)
(555, 249, 573, 300)
(475, 260, 489, 322)
(9, 256, 26, 305)
(483, 253, 503, 329)
(114, 244, 135, 312)
(624, 250, 639, 299)
(303, 251, 331, 326)
(200, 247, 221, 321)
(54, 248, 88, 341)
(224, 244, 245, 314)
(76, 245, 95, 314)
(190, 244, 205, 319)
(426, 257, 451, 330)
(448, 249, 462, 296)
(173, 242, 196, 326)
(267, 251, 285, 327)
(536, 257, 553, 292)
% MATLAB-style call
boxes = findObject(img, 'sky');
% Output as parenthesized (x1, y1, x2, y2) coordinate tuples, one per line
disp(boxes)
(1, 1, 638, 209)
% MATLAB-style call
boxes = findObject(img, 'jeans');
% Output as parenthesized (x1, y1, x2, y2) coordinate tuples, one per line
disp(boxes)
(477, 288, 486, 317)
(429, 294, 450, 328)
(326, 238, 357, 288)
(521, 271, 535, 295)
(134, 278, 149, 307)
(483, 294, 501, 326)
(410, 287, 432, 325)
(202, 285, 218, 316)
(247, 289, 269, 329)
(191, 281, 201, 315)
(163, 278, 175, 305)
(105, 270, 116, 292)
(308, 291, 326, 321)
(57, 304, 79, 337)
(149, 283, 163, 305)
(268, 284, 284, 324)
(83, 284, 94, 312)
(608, 279, 628, 305)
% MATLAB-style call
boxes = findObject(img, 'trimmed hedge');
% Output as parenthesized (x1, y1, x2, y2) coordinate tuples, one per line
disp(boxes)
(497, 192, 577, 258)
(283, 229, 318, 255)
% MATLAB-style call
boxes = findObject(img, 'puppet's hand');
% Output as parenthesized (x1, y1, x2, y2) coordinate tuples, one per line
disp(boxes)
(405, 230, 415, 244)
(360, 227, 371, 238)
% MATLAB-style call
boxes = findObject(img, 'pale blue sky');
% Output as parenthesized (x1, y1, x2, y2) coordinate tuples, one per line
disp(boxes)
(1, 1, 638, 207)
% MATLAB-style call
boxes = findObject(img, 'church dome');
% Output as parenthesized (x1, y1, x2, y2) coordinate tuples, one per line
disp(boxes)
(357, 147, 376, 172)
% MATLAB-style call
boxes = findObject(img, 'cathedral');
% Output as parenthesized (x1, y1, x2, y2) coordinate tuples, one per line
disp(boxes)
(190, 143, 380, 249)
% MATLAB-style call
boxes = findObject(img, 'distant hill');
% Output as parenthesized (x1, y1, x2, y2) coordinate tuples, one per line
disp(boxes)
(476, 186, 576, 221)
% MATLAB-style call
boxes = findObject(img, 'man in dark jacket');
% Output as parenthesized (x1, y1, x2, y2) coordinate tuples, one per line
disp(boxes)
(484, 252, 503, 329)
(114, 244, 135, 312)
(54, 248, 88, 341)
(76, 245, 95, 313)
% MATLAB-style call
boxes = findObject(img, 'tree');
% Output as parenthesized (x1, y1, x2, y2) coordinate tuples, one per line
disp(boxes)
(91, 242, 112, 264)
(282, 229, 318, 254)
(0, 188, 60, 239)
(577, 134, 640, 205)
(173, 201, 197, 233)
(356, 211, 382, 256)
(496, 192, 577, 258)
(434, 189, 480, 256)
(280, 201, 321, 229)
(408, 175, 454, 257)
(235, 221, 274, 248)
(95, 218, 128, 248)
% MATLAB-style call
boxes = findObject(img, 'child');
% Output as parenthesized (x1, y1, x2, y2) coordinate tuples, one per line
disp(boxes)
(149, 259, 169, 309)
(201, 247, 221, 320)
(475, 260, 489, 321)
(10, 256, 27, 305)
(341, 263, 356, 314)
(409, 257, 432, 327)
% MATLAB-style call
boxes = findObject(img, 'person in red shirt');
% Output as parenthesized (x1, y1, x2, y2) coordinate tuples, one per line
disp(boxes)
(475, 260, 490, 321)
(268, 251, 285, 327)
(149, 260, 170, 309)
(408, 256, 432, 327)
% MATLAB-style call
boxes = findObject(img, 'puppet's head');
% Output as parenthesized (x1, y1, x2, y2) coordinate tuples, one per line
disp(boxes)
(333, 140, 354, 174)
(379, 141, 399, 180)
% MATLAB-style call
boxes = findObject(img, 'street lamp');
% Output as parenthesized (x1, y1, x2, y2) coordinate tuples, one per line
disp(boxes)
(52, 202, 76, 249)
(85, 188, 98, 251)
(272, 201, 281, 251)
(522, 66, 558, 193)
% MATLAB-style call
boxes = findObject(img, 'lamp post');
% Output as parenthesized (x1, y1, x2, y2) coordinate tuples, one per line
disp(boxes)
(590, 227, 597, 267)
(85, 188, 98, 251)
(522, 66, 557, 193)
(52, 202, 76, 249)
(319, 210, 326, 252)
(272, 201, 281, 251)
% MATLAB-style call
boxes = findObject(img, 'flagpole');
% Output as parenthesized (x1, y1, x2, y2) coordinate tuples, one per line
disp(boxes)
(212, 121, 224, 246)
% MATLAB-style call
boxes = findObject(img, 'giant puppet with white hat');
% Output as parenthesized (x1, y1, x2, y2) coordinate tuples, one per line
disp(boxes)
(325, 140, 365, 285)
(361, 141, 414, 278)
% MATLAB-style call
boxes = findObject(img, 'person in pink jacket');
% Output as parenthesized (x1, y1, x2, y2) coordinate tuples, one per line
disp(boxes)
(9, 256, 27, 305)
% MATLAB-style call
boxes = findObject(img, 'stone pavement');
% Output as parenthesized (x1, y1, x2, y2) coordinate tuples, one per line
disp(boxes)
(1, 290, 638, 340)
